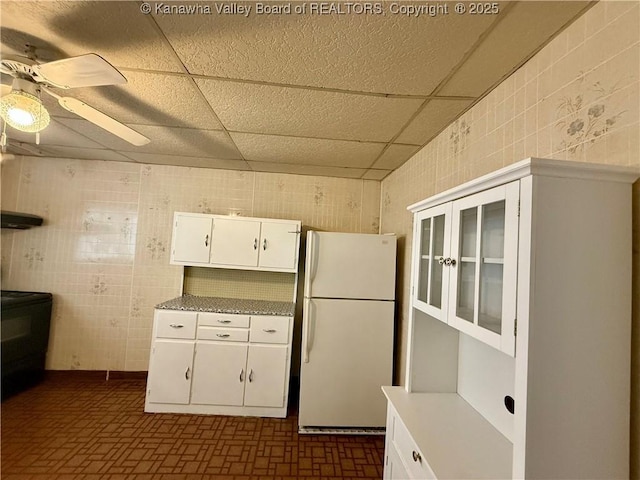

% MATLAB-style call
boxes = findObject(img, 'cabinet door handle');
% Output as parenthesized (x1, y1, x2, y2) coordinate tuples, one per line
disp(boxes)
(169, 323, 184, 329)
(204, 234, 209, 247)
(254, 238, 258, 250)
(239, 369, 244, 382)
(185, 367, 190, 380)
(216, 333, 230, 338)
(263, 238, 267, 250)
(412, 450, 421, 463)
(263, 328, 276, 333)
(248, 369, 254, 382)
(438, 257, 445, 265)
(217, 319, 231, 324)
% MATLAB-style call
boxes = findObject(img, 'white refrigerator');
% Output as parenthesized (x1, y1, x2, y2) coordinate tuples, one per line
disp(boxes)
(299, 231, 397, 432)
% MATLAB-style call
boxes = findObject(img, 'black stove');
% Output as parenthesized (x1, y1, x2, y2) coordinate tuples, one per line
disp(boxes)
(1, 290, 53, 308)
(1, 290, 53, 399)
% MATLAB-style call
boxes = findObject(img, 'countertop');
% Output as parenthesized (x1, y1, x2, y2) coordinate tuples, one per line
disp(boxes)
(156, 295, 295, 317)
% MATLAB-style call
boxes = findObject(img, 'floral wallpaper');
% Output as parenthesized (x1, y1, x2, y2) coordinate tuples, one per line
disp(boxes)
(1, 158, 381, 372)
(556, 79, 627, 154)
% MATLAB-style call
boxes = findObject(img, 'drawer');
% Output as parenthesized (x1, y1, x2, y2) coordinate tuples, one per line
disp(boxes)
(392, 412, 435, 480)
(155, 310, 197, 339)
(198, 312, 250, 328)
(250, 316, 290, 344)
(198, 327, 249, 342)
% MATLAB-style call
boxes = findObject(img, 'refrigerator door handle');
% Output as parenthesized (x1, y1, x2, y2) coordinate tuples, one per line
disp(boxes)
(305, 231, 320, 298)
(303, 298, 315, 363)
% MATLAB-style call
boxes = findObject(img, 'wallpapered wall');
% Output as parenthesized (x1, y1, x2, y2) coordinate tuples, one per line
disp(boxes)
(379, 0, 640, 476)
(0, 160, 380, 371)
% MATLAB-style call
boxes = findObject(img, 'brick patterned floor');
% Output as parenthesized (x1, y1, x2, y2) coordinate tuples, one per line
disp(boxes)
(1, 371, 385, 479)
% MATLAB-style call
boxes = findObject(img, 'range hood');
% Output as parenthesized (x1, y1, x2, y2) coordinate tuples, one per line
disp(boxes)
(1, 211, 44, 229)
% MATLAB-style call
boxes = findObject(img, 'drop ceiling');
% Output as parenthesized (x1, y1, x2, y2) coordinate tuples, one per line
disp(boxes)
(0, 1, 592, 180)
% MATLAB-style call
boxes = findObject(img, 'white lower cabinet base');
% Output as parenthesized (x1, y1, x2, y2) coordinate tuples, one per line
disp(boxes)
(145, 309, 293, 418)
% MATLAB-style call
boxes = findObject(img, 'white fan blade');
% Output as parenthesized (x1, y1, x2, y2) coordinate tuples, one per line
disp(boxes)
(58, 96, 150, 146)
(34, 54, 126, 89)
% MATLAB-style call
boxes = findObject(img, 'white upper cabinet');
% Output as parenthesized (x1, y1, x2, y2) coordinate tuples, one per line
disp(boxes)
(170, 213, 301, 272)
(210, 217, 261, 267)
(411, 181, 519, 356)
(412, 203, 452, 320)
(258, 221, 300, 270)
(171, 214, 213, 264)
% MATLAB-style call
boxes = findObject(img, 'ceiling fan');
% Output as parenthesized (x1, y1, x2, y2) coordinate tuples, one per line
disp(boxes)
(0, 46, 150, 148)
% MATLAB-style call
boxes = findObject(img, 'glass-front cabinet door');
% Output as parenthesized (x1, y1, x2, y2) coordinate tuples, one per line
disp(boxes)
(448, 181, 520, 356)
(412, 203, 452, 322)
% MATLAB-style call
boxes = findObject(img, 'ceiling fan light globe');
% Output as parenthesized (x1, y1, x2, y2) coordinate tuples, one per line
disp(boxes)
(7, 107, 35, 127)
(0, 91, 50, 133)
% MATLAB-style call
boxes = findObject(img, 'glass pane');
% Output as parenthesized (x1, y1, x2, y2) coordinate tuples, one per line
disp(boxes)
(481, 201, 506, 260)
(460, 208, 477, 258)
(417, 258, 429, 303)
(457, 261, 475, 322)
(417, 218, 431, 303)
(420, 218, 431, 256)
(429, 215, 445, 308)
(479, 263, 503, 334)
(479, 200, 506, 334)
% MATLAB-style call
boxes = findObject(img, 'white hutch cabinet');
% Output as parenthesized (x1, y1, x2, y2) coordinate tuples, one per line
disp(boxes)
(383, 158, 638, 479)
(147, 212, 302, 419)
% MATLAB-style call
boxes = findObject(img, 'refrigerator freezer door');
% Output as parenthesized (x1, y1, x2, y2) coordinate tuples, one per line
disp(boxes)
(304, 231, 397, 300)
(299, 298, 394, 428)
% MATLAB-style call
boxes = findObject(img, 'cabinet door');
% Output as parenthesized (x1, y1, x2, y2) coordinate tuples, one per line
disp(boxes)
(146, 340, 194, 404)
(210, 217, 261, 267)
(171, 214, 212, 264)
(412, 203, 452, 321)
(191, 342, 248, 406)
(258, 221, 299, 270)
(243, 345, 288, 408)
(448, 181, 519, 355)
(384, 443, 412, 480)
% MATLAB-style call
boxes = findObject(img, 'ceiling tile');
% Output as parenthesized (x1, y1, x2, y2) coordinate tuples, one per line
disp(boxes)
(362, 169, 392, 181)
(196, 79, 423, 142)
(124, 152, 250, 171)
(0, 1, 184, 72)
(38, 145, 135, 162)
(372, 144, 421, 170)
(439, 1, 591, 97)
(231, 133, 384, 168)
(56, 119, 242, 159)
(155, 4, 498, 95)
(50, 71, 223, 129)
(247, 161, 366, 179)
(396, 99, 475, 145)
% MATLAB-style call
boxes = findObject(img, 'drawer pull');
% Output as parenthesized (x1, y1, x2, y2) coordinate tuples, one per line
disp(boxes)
(217, 319, 232, 324)
(169, 324, 184, 329)
(248, 369, 254, 382)
(412, 450, 422, 463)
(216, 333, 230, 338)
(254, 238, 258, 250)
(263, 238, 267, 250)
(263, 328, 277, 333)
(185, 367, 190, 380)
(204, 234, 209, 247)
(239, 369, 244, 382)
